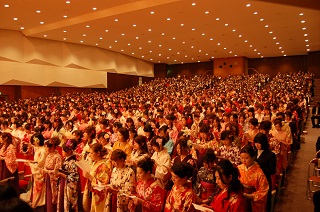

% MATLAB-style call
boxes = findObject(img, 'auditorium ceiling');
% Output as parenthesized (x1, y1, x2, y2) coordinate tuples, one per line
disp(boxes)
(1, 0, 319, 64)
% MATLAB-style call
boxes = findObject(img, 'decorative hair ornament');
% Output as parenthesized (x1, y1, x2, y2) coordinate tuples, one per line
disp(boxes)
(33, 137, 40, 145)
(104, 133, 110, 140)
(66, 139, 73, 148)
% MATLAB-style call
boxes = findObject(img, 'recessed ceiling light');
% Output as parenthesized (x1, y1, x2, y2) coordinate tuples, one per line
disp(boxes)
(63, 38, 66, 40)
(4, 4, 9, 7)
(150, 50, 152, 52)
(167, 57, 170, 59)
(234, 55, 237, 57)
(265, 25, 268, 28)
(139, 47, 142, 49)
(216, 18, 220, 21)
(202, 33, 205, 36)
(244, 40, 248, 42)
(258, 52, 261, 55)
(284, 54, 286, 56)
(181, 23, 184, 26)
(217, 43, 220, 45)
(169, 48, 172, 51)
(305, 39, 309, 42)
(132, 53, 134, 55)
(301, 20, 305, 23)
(279, 47, 282, 49)
(66, 1, 70, 4)
(249, 45, 253, 47)
(232, 29, 236, 32)
(99, 37, 103, 40)
(229, 51, 232, 53)
(148, 41, 151, 43)
(136, 37, 139, 39)
(260, 18, 264, 21)
(192, 3, 196, 6)
(40, 21, 44, 24)
(158, 44, 162, 47)
(225, 24, 228, 26)
(162, 33, 165, 35)
(121, 33, 125, 36)
(133, 24, 136, 27)
(246, 4, 251, 7)
(109, 46, 112, 48)
(306, 44, 309, 47)
(307, 49, 310, 51)
(254, 12, 258, 15)
(281, 51, 284, 53)
(185, 55, 188, 57)
(63, 30, 67, 32)
(206, 53, 208, 56)
(148, 29, 152, 32)
(92, 8, 97, 11)
(83, 34, 86, 36)
(20, 27, 24, 30)
(80, 40, 83, 43)
(128, 43, 131, 46)
(304, 34, 308, 36)
(224, 47, 227, 50)
(105, 29, 109, 32)
(239, 34, 242, 37)
(302, 27, 306, 30)
(261, 56, 264, 58)
(44, 35, 47, 37)
(142, 56, 144, 58)
(191, 46, 194, 48)
(150, 11, 154, 14)
(167, 18, 171, 21)
(86, 25, 90, 28)
(63, 15, 67, 18)
(199, 50, 202, 52)
(192, 28, 195, 31)
(182, 41, 185, 44)
(177, 52, 180, 54)
(115, 40, 117, 42)
(276, 42, 279, 44)
(159, 54, 161, 56)
(269, 31, 273, 34)
(254, 49, 257, 51)
(115, 19, 118, 22)
(205, 11, 209, 14)
(13, 18, 18, 21)
(121, 50, 124, 52)
(212, 56, 214, 58)
(95, 43, 98, 46)
(210, 38, 213, 41)
(273, 37, 276, 39)
(299, 13, 304, 16)
(36, 10, 41, 13)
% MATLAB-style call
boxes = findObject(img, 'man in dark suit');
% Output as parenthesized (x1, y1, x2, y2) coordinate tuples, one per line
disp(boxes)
(311, 101, 320, 128)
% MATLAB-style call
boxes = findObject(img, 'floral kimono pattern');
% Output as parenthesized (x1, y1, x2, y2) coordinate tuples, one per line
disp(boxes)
(164, 182, 195, 212)
(210, 189, 247, 212)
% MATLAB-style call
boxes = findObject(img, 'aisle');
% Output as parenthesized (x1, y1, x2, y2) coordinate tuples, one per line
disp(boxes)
(274, 111, 318, 212)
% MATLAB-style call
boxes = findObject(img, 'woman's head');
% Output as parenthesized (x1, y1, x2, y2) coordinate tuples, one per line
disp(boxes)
(220, 130, 234, 146)
(136, 157, 154, 181)
(273, 119, 282, 131)
(254, 133, 269, 150)
(258, 120, 272, 134)
(72, 130, 83, 142)
(118, 127, 129, 142)
(45, 137, 60, 150)
(62, 139, 77, 157)
(110, 149, 127, 168)
(133, 135, 148, 153)
(240, 145, 255, 167)
(150, 136, 167, 151)
(171, 162, 194, 186)
(203, 148, 216, 169)
(249, 118, 259, 128)
(1, 132, 13, 146)
(176, 137, 190, 156)
(30, 133, 45, 147)
(215, 159, 242, 192)
(84, 126, 96, 141)
(90, 143, 107, 162)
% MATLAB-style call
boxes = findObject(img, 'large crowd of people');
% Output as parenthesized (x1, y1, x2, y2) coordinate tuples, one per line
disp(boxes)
(0, 71, 314, 212)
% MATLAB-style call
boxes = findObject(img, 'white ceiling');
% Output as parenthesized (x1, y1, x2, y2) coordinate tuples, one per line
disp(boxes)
(1, 0, 319, 64)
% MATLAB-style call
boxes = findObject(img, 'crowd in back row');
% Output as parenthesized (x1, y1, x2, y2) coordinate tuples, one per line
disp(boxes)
(0, 71, 314, 212)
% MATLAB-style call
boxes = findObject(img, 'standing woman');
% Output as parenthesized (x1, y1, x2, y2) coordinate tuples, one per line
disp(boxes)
(238, 145, 269, 212)
(43, 137, 62, 212)
(128, 135, 149, 168)
(27, 133, 48, 208)
(42, 120, 53, 139)
(254, 133, 276, 212)
(0, 132, 19, 193)
(112, 127, 133, 158)
(57, 139, 79, 212)
(164, 162, 196, 212)
(82, 143, 110, 212)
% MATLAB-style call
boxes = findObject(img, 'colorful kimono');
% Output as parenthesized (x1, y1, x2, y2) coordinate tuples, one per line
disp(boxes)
(164, 182, 195, 212)
(106, 166, 135, 212)
(57, 154, 79, 212)
(131, 178, 166, 212)
(210, 188, 247, 212)
(219, 144, 241, 165)
(112, 141, 133, 159)
(270, 129, 290, 172)
(84, 159, 110, 212)
(238, 162, 269, 212)
(44, 150, 62, 212)
(29, 146, 48, 208)
(172, 154, 197, 187)
(195, 166, 220, 204)
(0, 144, 19, 193)
(151, 148, 171, 189)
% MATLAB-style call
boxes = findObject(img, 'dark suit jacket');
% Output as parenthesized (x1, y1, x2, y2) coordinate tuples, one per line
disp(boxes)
(255, 150, 277, 187)
(312, 106, 320, 115)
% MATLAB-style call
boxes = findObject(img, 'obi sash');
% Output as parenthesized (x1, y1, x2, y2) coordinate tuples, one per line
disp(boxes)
(200, 181, 215, 200)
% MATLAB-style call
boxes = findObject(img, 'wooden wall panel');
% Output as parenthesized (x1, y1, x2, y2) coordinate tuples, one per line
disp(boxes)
(248, 55, 308, 77)
(0, 85, 16, 102)
(214, 57, 247, 78)
(60, 87, 93, 95)
(167, 62, 213, 78)
(308, 51, 320, 78)
(154, 63, 167, 78)
(107, 73, 139, 93)
(21, 86, 59, 99)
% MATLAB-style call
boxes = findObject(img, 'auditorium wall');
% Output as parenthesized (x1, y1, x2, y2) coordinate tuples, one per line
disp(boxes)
(165, 62, 213, 78)
(213, 57, 247, 77)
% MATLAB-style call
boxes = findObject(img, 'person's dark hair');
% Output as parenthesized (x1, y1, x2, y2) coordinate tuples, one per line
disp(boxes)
(171, 161, 193, 179)
(0, 197, 33, 212)
(111, 149, 127, 161)
(91, 143, 108, 157)
(62, 139, 78, 152)
(100, 119, 109, 127)
(240, 145, 256, 158)
(43, 120, 52, 129)
(72, 130, 83, 143)
(126, 117, 134, 125)
(45, 137, 60, 148)
(273, 119, 283, 127)
(199, 124, 210, 134)
(220, 130, 234, 142)
(254, 133, 269, 150)
(65, 120, 74, 129)
(249, 118, 259, 127)
(177, 137, 190, 155)
(30, 133, 45, 146)
(1, 132, 14, 150)
(258, 120, 272, 131)
(150, 135, 167, 149)
(215, 159, 243, 207)
(84, 126, 96, 141)
(118, 127, 129, 141)
(0, 185, 18, 201)
(113, 122, 122, 129)
(137, 157, 154, 174)
(203, 148, 217, 164)
(248, 107, 255, 114)
(134, 135, 149, 154)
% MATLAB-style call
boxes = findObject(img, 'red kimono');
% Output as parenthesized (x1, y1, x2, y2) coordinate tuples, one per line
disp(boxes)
(210, 189, 247, 212)
(164, 182, 195, 212)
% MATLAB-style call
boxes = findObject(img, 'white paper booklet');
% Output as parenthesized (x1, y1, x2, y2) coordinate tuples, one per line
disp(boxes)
(192, 203, 213, 212)
(75, 160, 92, 173)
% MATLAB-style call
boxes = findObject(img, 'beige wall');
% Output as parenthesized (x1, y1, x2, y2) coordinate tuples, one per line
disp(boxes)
(0, 30, 154, 88)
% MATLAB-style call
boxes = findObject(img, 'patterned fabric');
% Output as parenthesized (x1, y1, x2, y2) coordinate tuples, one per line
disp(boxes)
(195, 166, 220, 204)
(164, 182, 195, 212)
(132, 178, 166, 212)
(238, 162, 269, 212)
(210, 189, 247, 212)
(106, 166, 135, 212)
(0, 144, 18, 174)
(219, 144, 241, 165)
(151, 148, 171, 189)
(57, 155, 79, 212)
(112, 141, 133, 158)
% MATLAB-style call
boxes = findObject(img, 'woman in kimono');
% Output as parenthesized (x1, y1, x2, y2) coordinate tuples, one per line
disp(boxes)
(150, 136, 171, 190)
(164, 162, 196, 212)
(43, 137, 63, 212)
(0, 132, 19, 193)
(238, 145, 269, 212)
(112, 127, 133, 158)
(42, 120, 53, 139)
(26, 133, 48, 208)
(195, 148, 220, 205)
(106, 149, 135, 212)
(204, 159, 246, 212)
(57, 139, 79, 212)
(128, 135, 149, 169)
(128, 157, 166, 212)
(82, 143, 110, 212)
(218, 130, 241, 166)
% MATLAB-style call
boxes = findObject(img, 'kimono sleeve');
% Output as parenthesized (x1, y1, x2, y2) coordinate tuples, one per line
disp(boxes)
(252, 171, 269, 202)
